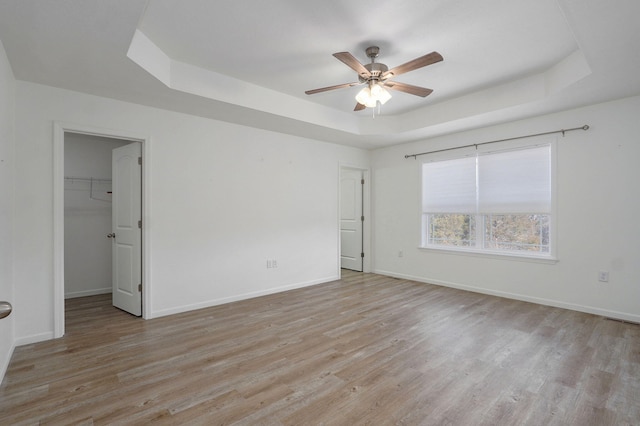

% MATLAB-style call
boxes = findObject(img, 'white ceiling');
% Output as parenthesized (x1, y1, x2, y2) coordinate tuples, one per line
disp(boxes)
(1, 0, 639, 149)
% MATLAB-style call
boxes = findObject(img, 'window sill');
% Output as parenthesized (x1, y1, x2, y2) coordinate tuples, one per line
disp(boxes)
(418, 246, 558, 264)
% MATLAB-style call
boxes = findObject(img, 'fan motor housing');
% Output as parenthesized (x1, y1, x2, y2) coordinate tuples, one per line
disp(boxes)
(359, 62, 389, 83)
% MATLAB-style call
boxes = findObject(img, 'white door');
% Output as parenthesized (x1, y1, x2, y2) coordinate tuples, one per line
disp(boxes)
(111, 142, 142, 316)
(340, 169, 363, 271)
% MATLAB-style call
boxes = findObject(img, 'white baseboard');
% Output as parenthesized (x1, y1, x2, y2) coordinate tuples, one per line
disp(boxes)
(0, 342, 15, 385)
(14, 331, 55, 347)
(65, 288, 111, 299)
(148, 275, 340, 319)
(374, 269, 640, 324)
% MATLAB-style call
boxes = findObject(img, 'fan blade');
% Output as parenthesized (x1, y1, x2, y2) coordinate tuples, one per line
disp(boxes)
(333, 52, 371, 78)
(354, 102, 366, 111)
(384, 81, 433, 97)
(305, 82, 360, 95)
(383, 51, 443, 79)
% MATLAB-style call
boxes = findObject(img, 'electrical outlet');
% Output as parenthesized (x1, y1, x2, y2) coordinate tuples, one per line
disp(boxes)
(598, 270, 609, 282)
(398, 250, 403, 258)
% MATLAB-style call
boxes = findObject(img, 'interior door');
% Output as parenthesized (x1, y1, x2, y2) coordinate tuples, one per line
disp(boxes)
(111, 142, 142, 316)
(340, 169, 363, 271)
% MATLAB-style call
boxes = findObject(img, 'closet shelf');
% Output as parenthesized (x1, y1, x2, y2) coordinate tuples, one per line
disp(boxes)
(64, 176, 112, 202)
(64, 176, 111, 183)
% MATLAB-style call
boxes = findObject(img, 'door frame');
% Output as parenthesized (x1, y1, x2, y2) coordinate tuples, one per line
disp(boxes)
(338, 164, 371, 275)
(53, 122, 151, 338)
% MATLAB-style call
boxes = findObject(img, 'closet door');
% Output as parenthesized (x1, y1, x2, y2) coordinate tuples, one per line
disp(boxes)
(340, 169, 363, 271)
(111, 142, 142, 316)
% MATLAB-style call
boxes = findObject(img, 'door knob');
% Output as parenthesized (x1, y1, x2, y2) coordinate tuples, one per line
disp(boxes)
(0, 301, 12, 319)
(107, 233, 116, 239)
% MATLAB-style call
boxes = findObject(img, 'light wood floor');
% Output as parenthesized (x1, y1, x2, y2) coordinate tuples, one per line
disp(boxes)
(1, 271, 639, 425)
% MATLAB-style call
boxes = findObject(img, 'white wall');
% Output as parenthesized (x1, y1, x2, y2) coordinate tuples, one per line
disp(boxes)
(64, 134, 129, 298)
(372, 95, 640, 321)
(0, 40, 15, 380)
(12, 81, 370, 343)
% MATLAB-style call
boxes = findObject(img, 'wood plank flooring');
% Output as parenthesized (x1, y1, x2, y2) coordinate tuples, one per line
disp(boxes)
(1, 271, 639, 425)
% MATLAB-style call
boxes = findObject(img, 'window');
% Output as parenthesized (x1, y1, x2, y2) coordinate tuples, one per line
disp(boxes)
(421, 144, 553, 257)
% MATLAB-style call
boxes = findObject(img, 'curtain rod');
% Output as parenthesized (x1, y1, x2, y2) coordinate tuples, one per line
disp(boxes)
(404, 125, 590, 159)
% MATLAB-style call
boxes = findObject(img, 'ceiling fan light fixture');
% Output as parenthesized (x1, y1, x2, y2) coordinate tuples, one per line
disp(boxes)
(372, 84, 392, 105)
(364, 97, 378, 108)
(355, 84, 392, 108)
(355, 86, 371, 105)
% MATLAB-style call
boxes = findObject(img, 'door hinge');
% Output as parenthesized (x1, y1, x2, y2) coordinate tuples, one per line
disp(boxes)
(138, 156, 142, 165)
(138, 220, 142, 229)
(361, 215, 365, 222)
(361, 252, 365, 258)
(361, 178, 365, 185)
(138, 283, 142, 292)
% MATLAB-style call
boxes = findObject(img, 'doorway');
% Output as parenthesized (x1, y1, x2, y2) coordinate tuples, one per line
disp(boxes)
(63, 134, 130, 300)
(53, 122, 149, 338)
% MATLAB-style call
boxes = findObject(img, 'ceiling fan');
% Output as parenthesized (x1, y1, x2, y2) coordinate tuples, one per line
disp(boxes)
(305, 46, 443, 111)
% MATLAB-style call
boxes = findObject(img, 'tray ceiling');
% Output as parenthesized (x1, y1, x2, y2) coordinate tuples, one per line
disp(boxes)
(1, 0, 639, 148)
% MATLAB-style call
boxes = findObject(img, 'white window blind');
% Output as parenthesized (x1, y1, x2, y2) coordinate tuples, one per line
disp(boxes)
(477, 145, 551, 214)
(422, 145, 551, 215)
(422, 156, 476, 213)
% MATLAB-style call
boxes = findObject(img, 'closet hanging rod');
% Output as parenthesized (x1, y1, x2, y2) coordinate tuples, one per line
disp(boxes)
(404, 125, 589, 159)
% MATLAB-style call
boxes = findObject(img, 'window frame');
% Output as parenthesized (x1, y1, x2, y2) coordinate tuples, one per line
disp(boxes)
(419, 139, 557, 261)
